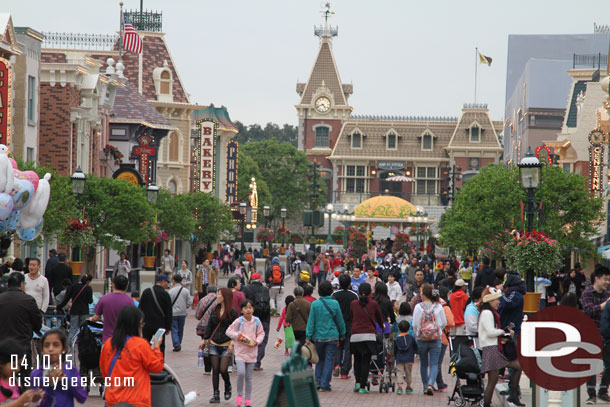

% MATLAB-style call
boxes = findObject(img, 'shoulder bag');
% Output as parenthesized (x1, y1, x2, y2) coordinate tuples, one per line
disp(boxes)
(319, 298, 343, 341)
(171, 286, 185, 307)
(150, 287, 165, 318)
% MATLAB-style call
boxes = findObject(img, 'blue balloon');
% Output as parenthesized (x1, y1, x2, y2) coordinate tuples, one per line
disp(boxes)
(10, 178, 34, 210)
(17, 218, 43, 242)
(7, 210, 19, 230)
(0, 193, 13, 220)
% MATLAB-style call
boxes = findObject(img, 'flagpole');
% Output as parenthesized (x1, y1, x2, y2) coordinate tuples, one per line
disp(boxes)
(474, 47, 478, 104)
(119, 2, 124, 60)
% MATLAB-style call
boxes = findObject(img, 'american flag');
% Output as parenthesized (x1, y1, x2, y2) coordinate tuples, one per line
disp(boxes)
(122, 16, 142, 53)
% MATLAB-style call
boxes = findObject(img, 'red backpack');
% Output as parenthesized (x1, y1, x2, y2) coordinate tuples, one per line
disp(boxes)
(270, 265, 282, 284)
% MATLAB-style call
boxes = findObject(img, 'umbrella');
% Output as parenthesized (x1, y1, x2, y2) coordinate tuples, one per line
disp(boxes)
(385, 175, 415, 182)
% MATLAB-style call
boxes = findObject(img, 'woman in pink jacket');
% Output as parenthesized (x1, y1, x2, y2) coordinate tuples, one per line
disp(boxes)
(226, 299, 266, 407)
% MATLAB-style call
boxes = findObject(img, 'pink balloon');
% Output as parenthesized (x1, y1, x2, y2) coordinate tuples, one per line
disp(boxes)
(22, 171, 39, 192)
(8, 158, 17, 170)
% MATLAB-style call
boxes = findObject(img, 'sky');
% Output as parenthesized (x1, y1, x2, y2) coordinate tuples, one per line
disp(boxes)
(6, 0, 610, 126)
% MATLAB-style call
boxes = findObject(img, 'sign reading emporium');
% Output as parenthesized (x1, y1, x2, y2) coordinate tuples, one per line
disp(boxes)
(197, 119, 217, 193)
(0, 58, 12, 146)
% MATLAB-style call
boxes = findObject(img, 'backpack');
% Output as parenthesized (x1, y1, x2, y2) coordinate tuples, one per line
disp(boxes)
(300, 267, 311, 282)
(417, 303, 441, 341)
(270, 265, 282, 284)
(253, 288, 271, 319)
(237, 315, 261, 333)
(223, 252, 231, 263)
(77, 323, 102, 369)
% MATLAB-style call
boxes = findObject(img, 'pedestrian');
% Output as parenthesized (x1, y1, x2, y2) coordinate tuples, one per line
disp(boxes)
(582, 266, 610, 403)
(0, 338, 44, 405)
(196, 259, 212, 301)
(54, 279, 72, 305)
(112, 252, 131, 280)
(435, 287, 454, 392)
(331, 274, 358, 379)
(464, 286, 484, 338)
(138, 274, 173, 356)
(285, 286, 311, 345)
(449, 279, 469, 335)
(349, 282, 384, 394)
(90, 275, 135, 344)
(386, 273, 402, 302)
(226, 299, 265, 407)
(350, 267, 367, 292)
(30, 328, 88, 406)
(131, 291, 140, 307)
(100, 306, 165, 407)
(47, 253, 72, 303)
(176, 260, 193, 294)
(244, 273, 271, 371)
(303, 284, 316, 303)
(203, 288, 238, 403)
(58, 274, 93, 345)
(473, 257, 495, 289)
(479, 287, 524, 407)
(45, 249, 58, 277)
(306, 280, 345, 392)
(408, 269, 425, 310)
(365, 267, 381, 293)
(412, 283, 446, 396)
(24, 258, 49, 315)
(196, 285, 217, 375)
(498, 272, 526, 337)
(160, 249, 175, 277)
(221, 246, 233, 276)
(438, 268, 458, 292)
(169, 274, 192, 352)
(394, 320, 417, 395)
(276, 295, 294, 355)
(563, 268, 585, 300)
(265, 257, 284, 315)
(228, 277, 246, 315)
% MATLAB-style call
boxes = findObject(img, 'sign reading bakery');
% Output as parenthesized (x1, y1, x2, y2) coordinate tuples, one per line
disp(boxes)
(0, 58, 12, 146)
(198, 119, 217, 193)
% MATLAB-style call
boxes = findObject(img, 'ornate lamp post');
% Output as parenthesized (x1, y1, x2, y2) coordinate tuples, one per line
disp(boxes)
(280, 207, 287, 248)
(71, 167, 86, 195)
(146, 183, 159, 203)
(518, 147, 542, 291)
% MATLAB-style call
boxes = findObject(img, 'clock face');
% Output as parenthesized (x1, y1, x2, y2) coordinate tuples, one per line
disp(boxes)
(315, 97, 331, 113)
(589, 130, 605, 145)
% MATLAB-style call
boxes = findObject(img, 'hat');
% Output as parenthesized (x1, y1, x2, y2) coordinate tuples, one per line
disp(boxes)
(272, 257, 280, 265)
(4, 256, 14, 265)
(483, 288, 502, 303)
(155, 274, 170, 283)
(250, 272, 262, 281)
(333, 270, 340, 277)
(374, 270, 379, 276)
(301, 342, 319, 364)
(455, 279, 466, 287)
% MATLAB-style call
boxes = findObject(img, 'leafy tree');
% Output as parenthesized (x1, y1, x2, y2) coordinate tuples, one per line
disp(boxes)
(440, 164, 603, 257)
(234, 121, 298, 147)
(154, 190, 195, 240)
(236, 151, 272, 210)
(184, 192, 234, 247)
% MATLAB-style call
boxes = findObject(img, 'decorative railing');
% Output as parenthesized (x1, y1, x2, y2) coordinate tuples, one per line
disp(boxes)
(463, 103, 488, 110)
(351, 114, 458, 122)
(124, 10, 163, 32)
(572, 53, 608, 69)
(42, 32, 118, 50)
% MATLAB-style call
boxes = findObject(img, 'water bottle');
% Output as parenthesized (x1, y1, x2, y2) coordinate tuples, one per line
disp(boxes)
(197, 349, 204, 368)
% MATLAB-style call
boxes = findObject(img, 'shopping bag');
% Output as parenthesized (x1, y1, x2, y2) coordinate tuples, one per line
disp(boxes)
(284, 325, 296, 349)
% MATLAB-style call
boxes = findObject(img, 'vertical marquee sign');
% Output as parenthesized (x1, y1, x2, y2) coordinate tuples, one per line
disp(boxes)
(0, 58, 12, 146)
(132, 134, 157, 186)
(588, 129, 605, 196)
(226, 141, 238, 204)
(196, 119, 217, 194)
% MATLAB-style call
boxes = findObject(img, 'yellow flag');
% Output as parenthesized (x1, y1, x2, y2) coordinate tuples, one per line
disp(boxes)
(479, 52, 492, 66)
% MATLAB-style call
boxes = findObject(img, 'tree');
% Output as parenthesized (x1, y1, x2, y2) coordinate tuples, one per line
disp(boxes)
(236, 151, 272, 210)
(154, 190, 195, 240)
(234, 121, 298, 147)
(184, 192, 234, 247)
(440, 164, 603, 257)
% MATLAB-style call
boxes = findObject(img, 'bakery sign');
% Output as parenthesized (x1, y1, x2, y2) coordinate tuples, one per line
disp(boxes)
(198, 119, 217, 193)
(0, 58, 12, 146)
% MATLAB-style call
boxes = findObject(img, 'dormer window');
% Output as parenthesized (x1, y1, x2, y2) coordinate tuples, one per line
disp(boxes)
(470, 126, 480, 142)
(351, 132, 362, 149)
(152, 60, 174, 103)
(421, 132, 433, 151)
(160, 71, 171, 94)
(387, 133, 397, 149)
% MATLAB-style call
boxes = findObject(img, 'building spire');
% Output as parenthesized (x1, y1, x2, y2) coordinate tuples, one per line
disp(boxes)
(314, 2, 338, 42)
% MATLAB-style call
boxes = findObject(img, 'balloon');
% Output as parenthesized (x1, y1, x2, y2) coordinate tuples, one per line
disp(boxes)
(17, 218, 43, 242)
(20, 173, 51, 230)
(8, 158, 17, 170)
(8, 210, 19, 230)
(9, 179, 34, 210)
(21, 171, 39, 192)
(0, 218, 9, 232)
(0, 145, 14, 194)
(0, 193, 14, 221)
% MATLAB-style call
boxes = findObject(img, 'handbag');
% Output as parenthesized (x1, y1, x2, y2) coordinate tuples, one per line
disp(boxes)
(284, 325, 296, 349)
(502, 338, 517, 361)
(65, 284, 88, 313)
(301, 341, 319, 364)
(312, 264, 320, 275)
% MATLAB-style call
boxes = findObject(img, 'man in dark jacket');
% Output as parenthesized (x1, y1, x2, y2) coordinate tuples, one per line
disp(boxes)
(332, 274, 358, 378)
(498, 273, 525, 337)
(0, 272, 42, 379)
(139, 274, 172, 356)
(58, 273, 93, 344)
(244, 272, 271, 370)
(474, 258, 495, 289)
(438, 269, 458, 292)
(47, 253, 73, 300)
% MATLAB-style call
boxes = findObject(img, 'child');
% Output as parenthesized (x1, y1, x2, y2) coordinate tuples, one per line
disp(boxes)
(131, 291, 140, 307)
(31, 328, 88, 407)
(392, 301, 413, 337)
(0, 339, 44, 406)
(276, 296, 295, 356)
(394, 320, 416, 395)
(226, 299, 265, 407)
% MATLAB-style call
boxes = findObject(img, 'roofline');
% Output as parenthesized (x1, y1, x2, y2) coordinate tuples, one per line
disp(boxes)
(444, 146, 504, 151)
(329, 121, 348, 156)
(149, 100, 200, 109)
(299, 40, 348, 106)
(158, 34, 191, 104)
(14, 27, 43, 41)
(329, 156, 450, 162)
(109, 118, 178, 131)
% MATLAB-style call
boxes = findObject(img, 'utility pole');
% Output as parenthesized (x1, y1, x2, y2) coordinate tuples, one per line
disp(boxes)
(309, 161, 320, 252)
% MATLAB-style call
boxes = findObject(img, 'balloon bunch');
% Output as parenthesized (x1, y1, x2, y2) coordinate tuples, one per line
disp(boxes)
(0, 145, 51, 241)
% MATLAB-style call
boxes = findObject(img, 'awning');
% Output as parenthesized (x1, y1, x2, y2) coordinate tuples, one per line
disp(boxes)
(597, 244, 610, 254)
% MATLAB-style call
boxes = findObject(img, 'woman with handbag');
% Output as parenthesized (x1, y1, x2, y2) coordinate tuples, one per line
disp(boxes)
(478, 287, 524, 407)
(202, 288, 237, 403)
(58, 274, 93, 345)
(312, 253, 330, 288)
(349, 282, 384, 394)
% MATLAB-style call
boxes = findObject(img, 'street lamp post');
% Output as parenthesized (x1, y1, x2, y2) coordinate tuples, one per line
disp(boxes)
(280, 207, 287, 248)
(239, 202, 247, 259)
(71, 167, 86, 195)
(518, 147, 542, 292)
(146, 183, 159, 203)
(262, 205, 270, 249)
(324, 203, 335, 247)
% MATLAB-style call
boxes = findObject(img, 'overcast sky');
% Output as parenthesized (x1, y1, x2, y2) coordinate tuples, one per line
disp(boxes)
(6, 0, 610, 126)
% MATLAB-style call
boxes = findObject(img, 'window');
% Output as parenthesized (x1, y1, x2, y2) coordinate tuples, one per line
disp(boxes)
(26, 148, 34, 162)
(344, 165, 367, 193)
(563, 163, 571, 173)
(387, 133, 397, 149)
(315, 127, 330, 147)
(470, 126, 480, 142)
(27, 76, 36, 124)
(168, 180, 177, 194)
(160, 71, 171, 95)
(168, 132, 179, 162)
(351, 132, 361, 148)
(422, 134, 432, 150)
(416, 167, 438, 195)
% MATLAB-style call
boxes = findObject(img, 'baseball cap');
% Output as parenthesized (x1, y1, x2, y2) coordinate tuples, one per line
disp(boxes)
(333, 270, 340, 277)
(250, 272, 262, 281)
(455, 279, 466, 287)
(155, 274, 170, 283)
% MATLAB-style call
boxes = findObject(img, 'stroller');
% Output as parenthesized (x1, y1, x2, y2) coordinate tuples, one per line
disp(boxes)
(447, 335, 484, 406)
(73, 320, 104, 395)
(151, 364, 190, 407)
(368, 332, 396, 393)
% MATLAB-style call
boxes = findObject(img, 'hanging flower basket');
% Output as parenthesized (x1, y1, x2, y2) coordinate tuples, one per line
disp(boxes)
(141, 221, 168, 256)
(57, 217, 96, 262)
(348, 231, 367, 259)
(257, 227, 274, 243)
(103, 144, 124, 166)
(277, 228, 291, 244)
(480, 229, 513, 261)
(392, 232, 412, 254)
(503, 229, 562, 277)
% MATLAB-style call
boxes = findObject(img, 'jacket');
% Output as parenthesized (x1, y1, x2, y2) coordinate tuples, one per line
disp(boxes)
(138, 285, 172, 332)
(226, 316, 266, 363)
(31, 364, 87, 407)
(387, 281, 402, 302)
(463, 302, 480, 337)
(349, 299, 384, 337)
(474, 265, 495, 289)
(394, 333, 417, 363)
(306, 296, 346, 341)
(47, 263, 73, 297)
(58, 282, 93, 315)
(412, 301, 447, 340)
(244, 282, 271, 322)
(332, 289, 358, 334)
(600, 304, 610, 339)
(478, 309, 505, 348)
(205, 306, 238, 344)
(195, 293, 217, 336)
(449, 290, 469, 327)
(441, 302, 455, 346)
(169, 284, 193, 316)
(499, 284, 525, 336)
(285, 297, 311, 332)
(0, 288, 42, 349)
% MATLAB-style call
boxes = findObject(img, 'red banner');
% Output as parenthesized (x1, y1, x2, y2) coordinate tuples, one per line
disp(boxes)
(0, 58, 12, 146)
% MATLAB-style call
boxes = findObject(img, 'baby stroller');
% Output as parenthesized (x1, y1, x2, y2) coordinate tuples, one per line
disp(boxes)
(368, 332, 396, 393)
(73, 320, 104, 395)
(151, 364, 188, 407)
(447, 335, 484, 406)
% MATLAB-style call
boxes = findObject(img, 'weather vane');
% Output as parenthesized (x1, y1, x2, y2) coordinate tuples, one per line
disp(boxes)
(322, 2, 334, 22)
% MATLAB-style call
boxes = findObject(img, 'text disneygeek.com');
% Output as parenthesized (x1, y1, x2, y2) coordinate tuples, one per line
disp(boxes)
(9, 371, 135, 391)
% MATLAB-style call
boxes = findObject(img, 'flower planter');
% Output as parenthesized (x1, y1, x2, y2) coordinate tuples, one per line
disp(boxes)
(206, 252, 214, 261)
(69, 261, 84, 276)
(523, 292, 542, 313)
(280, 247, 286, 254)
(262, 249, 269, 257)
(143, 256, 156, 270)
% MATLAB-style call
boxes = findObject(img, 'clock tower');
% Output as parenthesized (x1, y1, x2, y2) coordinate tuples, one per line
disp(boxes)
(296, 4, 353, 181)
